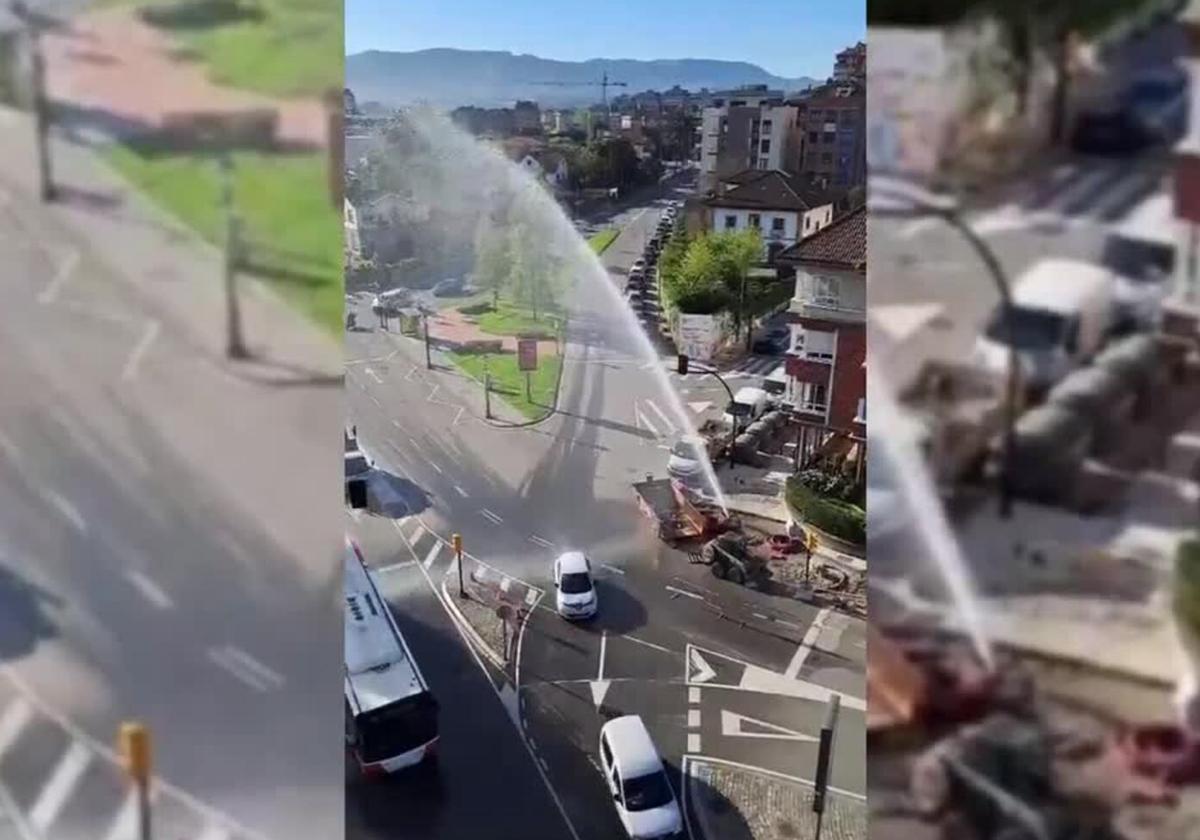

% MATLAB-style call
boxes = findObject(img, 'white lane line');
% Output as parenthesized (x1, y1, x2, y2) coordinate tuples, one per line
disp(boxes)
(621, 635, 674, 655)
(196, 826, 232, 840)
(408, 437, 421, 449)
(598, 630, 608, 681)
(454, 485, 469, 498)
(785, 607, 831, 679)
(600, 562, 625, 575)
(365, 367, 384, 384)
(38, 249, 78, 304)
(687, 733, 701, 753)
(0, 428, 23, 469)
(122, 569, 175, 610)
(528, 534, 554, 549)
(665, 585, 703, 601)
(480, 509, 503, 525)
(643, 398, 675, 434)
(41, 489, 86, 533)
(29, 741, 92, 832)
(687, 709, 701, 729)
(423, 542, 443, 571)
(525, 589, 538, 607)
(688, 687, 701, 704)
(121, 320, 161, 381)
(207, 645, 285, 692)
(376, 560, 418, 574)
(405, 523, 425, 546)
(0, 697, 33, 758)
(102, 790, 140, 840)
(635, 403, 661, 437)
(426, 459, 444, 475)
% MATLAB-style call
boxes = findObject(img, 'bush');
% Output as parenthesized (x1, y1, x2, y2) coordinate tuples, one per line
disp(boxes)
(787, 477, 865, 546)
(459, 302, 494, 316)
(795, 469, 862, 504)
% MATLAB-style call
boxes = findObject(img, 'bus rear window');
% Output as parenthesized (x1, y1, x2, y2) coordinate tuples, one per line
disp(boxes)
(357, 691, 439, 762)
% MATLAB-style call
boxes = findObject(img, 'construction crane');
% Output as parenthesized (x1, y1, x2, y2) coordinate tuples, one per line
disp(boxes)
(528, 71, 628, 111)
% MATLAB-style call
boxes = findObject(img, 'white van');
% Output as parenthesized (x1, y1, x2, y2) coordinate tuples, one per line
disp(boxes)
(1100, 192, 1177, 331)
(598, 716, 683, 839)
(973, 259, 1115, 392)
(761, 365, 789, 406)
(722, 386, 770, 430)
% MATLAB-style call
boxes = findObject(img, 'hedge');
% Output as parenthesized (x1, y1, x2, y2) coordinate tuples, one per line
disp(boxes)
(786, 477, 866, 546)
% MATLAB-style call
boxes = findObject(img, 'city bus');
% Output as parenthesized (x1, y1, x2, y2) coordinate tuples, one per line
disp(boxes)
(344, 539, 439, 775)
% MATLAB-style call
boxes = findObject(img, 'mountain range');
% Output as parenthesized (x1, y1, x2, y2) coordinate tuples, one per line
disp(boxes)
(345, 49, 820, 109)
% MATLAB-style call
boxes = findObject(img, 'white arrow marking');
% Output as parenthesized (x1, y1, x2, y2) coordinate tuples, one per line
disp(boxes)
(687, 401, 712, 414)
(589, 679, 611, 710)
(720, 710, 817, 742)
(688, 647, 716, 684)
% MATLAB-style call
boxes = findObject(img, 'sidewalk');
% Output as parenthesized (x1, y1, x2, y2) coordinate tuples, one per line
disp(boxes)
(0, 107, 342, 585)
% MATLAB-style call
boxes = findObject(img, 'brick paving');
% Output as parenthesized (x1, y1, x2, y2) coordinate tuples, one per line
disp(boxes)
(690, 759, 866, 840)
(42, 7, 327, 148)
(429, 307, 559, 356)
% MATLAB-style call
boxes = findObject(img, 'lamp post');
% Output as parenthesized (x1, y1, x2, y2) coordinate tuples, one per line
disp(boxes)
(219, 151, 249, 360)
(871, 180, 1018, 519)
(677, 353, 738, 468)
(12, 0, 55, 202)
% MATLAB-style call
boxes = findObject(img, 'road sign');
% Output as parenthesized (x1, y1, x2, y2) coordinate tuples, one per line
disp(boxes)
(517, 338, 538, 371)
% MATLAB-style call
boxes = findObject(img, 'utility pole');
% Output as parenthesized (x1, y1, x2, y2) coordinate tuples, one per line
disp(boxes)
(423, 313, 432, 369)
(118, 722, 153, 840)
(453, 533, 465, 598)
(12, 1, 55, 201)
(678, 354, 738, 467)
(219, 151, 248, 359)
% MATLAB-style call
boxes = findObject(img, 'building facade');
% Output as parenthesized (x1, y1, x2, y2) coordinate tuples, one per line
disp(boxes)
(833, 41, 867, 84)
(778, 205, 866, 432)
(704, 169, 835, 260)
(699, 102, 799, 192)
(790, 83, 866, 189)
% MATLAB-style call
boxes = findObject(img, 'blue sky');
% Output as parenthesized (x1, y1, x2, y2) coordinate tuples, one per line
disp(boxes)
(345, 0, 865, 80)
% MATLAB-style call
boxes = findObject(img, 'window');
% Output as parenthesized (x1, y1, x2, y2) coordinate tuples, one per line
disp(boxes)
(771, 217, 785, 232)
(760, 138, 771, 154)
(821, 153, 833, 164)
(798, 382, 828, 414)
(810, 274, 840, 307)
(724, 215, 737, 230)
(799, 328, 835, 361)
(808, 131, 819, 143)
(761, 119, 773, 132)
(823, 132, 835, 144)
(758, 157, 770, 169)
(748, 213, 761, 229)
(855, 397, 866, 423)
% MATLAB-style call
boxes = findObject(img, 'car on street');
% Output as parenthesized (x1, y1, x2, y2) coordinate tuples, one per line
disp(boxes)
(632, 258, 646, 272)
(372, 288, 410, 315)
(666, 436, 708, 484)
(433, 277, 466, 297)
(1101, 196, 1176, 331)
(1125, 67, 1188, 141)
(599, 716, 684, 839)
(751, 327, 790, 355)
(553, 551, 598, 619)
(1070, 107, 1154, 155)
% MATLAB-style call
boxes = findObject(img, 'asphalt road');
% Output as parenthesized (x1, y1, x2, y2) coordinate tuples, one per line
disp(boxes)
(0, 167, 340, 836)
(344, 174, 866, 839)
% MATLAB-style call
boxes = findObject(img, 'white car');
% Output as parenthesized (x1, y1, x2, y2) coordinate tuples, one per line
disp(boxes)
(553, 551, 598, 619)
(666, 436, 706, 484)
(599, 716, 684, 839)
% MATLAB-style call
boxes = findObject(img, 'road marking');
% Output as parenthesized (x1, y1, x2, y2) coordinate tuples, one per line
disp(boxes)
(784, 607, 831, 679)
(405, 523, 425, 546)
(426, 459, 444, 475)
(41, 489, 86, 533)
(666, 585, 703, 601)
(687, 709, 701, 728)
(687, 401, 712, 414)
(38, 248, 78, 304)
(423, 542, 443, 570)
(454, 485, 469, 498)
(525, 589, 538, 607)
(103, 791, 141, 840)
(688, 687, 701, 703)
(621, 634, 673, 655)
(635, 403, 661, 437)
(589, 680, 611, 710)
(688, 648, 717, 684)
(480, 508, 503, 524)
(599, 562, 625, 575)
(121, 320, 160, 381)
(29, 741, 91, 831)
(0, 697, 33, 758)
(643, 398, 675, 434)
(365, 367, 384, 384)
(0, 428, 23, 469)
(687, 733, 701, 752)
(123, 569, 174, 610)
(721, 710, 817, 742)
(196, 826, 231, 840)
(375, 560, 418, 574)
(207, 645, 285, 693)
(528, 534, 554, 549)
(598, 630, 608, 680)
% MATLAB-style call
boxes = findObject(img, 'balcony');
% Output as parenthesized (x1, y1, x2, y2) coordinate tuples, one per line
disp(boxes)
(789, 295, 865, 324)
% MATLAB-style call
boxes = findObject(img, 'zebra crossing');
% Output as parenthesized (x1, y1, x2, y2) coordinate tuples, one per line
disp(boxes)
(0, 676, 261, 840)
(898, 158, 1169, 239)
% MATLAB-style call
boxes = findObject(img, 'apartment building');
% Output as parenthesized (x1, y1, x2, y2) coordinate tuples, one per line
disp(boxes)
(834, 41, 867, 84)
(699, 100, 799, 192)
(790, 82, 866, 188)
(704, 169, 835, 261)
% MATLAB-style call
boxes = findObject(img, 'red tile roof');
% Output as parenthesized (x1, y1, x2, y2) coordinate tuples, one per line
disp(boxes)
(777, 204, 865, 271)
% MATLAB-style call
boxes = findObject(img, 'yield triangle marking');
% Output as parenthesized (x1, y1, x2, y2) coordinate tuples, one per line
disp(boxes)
(590, 679, 612, 710)
(687, 401, 712, 414)
(688, 647, 716, 684)
(720, 710, 816, 742)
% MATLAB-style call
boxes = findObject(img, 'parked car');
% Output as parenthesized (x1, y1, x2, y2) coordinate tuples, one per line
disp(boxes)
(751, 327, 790, 355)
(371, 288, 410, 315)
(631, 259, 646, 272)
(1070, 108, 1153, 155)
(1101, 197, 1176, 331)
(598, 716, 684, 839)
(1125, 67, 1188, 141)
(666, 436, 708, 483)
(433, 277, 465, 297)
(553, 551, 598, 619)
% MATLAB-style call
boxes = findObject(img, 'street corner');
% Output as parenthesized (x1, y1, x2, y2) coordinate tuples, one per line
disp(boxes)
(438, 554, 543, 672)
(684, 756, 866, 840)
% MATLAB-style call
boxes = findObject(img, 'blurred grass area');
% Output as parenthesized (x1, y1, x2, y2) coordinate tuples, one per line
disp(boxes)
(98, 0, 342, 98)
(588, 228, 619, 254)
(105, 145, 342, 333)
(474, 300, 564, 337)
(447, 350, 563, 421)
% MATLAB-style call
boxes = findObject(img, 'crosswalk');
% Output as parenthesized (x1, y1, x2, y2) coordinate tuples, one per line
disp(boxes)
(0, 677, 260, 840)
(898, 159, 1169, 239)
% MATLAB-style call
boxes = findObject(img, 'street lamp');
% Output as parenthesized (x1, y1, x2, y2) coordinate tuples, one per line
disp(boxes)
(870, 179, 1018, 519)
(11, 0, 55, 202)
(677, 353, 739, 468)
(218, 151, 249, 359)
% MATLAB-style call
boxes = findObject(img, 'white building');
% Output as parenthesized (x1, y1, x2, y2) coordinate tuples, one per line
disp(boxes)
(704, 169, 834, 260)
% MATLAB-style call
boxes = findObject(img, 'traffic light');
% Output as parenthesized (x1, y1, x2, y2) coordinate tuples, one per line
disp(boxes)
(118, 721, 152, 786)
(346, 478, 367, 509)
(677, 354, 689, 376)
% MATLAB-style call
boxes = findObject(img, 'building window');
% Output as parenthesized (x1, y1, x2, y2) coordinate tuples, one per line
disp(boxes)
(821, 153, 833, 164)
(760, 138, 771, 154)
(798, 382, 828, 413)
(798, 328, 835, 361)
(810, 274, 839, 307)
(823, 132, 835, 144)
(771, 217, 785, 233)
(855, 397, 866, 423)
(761, 120, 773, 132)
(724, 215, 737, 230)
(758, 157, 770, 169)
(748, 213, 761, 229)
(808, 131, 819, 143)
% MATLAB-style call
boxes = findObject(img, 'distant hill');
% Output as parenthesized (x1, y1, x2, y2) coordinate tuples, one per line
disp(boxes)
(345, 49, 820, 109)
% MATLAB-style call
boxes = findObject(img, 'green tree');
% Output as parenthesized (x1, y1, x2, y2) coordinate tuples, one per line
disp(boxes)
(509, 223, 563, 322)
(709, 229, 763, 344)
(473, 223, 512, 308)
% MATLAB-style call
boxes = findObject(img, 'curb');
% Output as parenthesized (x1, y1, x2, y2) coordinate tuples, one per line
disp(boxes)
(479, 342, 567, 430)
(439, 579, 508, 672)
(782, 492, 866, 560)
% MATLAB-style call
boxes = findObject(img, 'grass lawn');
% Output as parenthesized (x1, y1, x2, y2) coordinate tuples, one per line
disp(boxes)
(588, 228, 619, 254)
(101, 0, 341, 98)
(447, 350, 563, 421)
(105, 144, 342, 333)
(471, 300, 563, 338)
